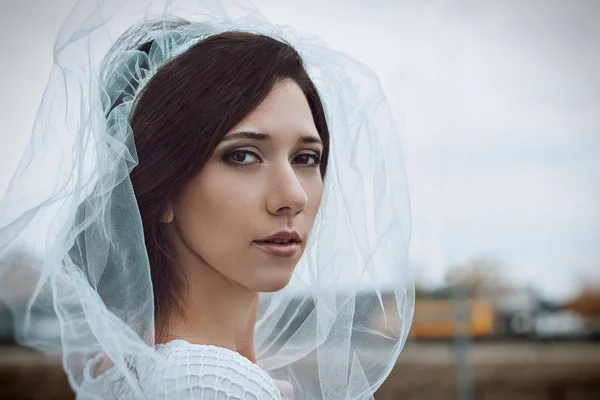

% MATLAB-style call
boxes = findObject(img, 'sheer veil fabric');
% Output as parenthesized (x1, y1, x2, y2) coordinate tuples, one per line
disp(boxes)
(0, 0, 414, 398)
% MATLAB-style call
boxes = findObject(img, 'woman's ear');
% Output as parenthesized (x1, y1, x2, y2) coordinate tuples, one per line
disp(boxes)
(160, 203, 174, 224)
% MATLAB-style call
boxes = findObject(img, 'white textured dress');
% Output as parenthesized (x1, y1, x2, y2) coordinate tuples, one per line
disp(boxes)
(80, 340, 283, 399)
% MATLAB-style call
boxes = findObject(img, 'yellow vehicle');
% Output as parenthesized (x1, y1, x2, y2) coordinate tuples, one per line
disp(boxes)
(408, 299, 494, 339)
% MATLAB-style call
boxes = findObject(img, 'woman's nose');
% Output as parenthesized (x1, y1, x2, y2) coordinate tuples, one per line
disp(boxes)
(266, 165, 308, 217)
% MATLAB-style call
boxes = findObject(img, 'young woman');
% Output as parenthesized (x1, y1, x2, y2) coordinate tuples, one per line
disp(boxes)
(0, 1, 413, 399)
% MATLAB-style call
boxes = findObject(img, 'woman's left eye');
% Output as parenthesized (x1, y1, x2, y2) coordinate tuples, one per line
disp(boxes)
(293, 153, 321, 166)
(224, 150, 261, 165)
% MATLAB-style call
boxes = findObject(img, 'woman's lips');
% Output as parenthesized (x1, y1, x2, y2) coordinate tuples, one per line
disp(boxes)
(252, 241, 301, 258)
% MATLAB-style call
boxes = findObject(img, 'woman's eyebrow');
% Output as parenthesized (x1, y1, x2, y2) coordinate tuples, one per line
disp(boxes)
(300, 136, 323, 145)
(222, 131, 322, 145)
(222, 131, 269, 141)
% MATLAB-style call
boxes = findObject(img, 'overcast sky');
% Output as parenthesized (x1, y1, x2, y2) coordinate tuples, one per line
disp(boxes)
(1, 0, 598, 300)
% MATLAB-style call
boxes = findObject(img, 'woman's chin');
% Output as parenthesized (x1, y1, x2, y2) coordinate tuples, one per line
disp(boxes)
(248, 267, 294, 293)
(259, 282, 290, 293)
(256, 277, 293, 293)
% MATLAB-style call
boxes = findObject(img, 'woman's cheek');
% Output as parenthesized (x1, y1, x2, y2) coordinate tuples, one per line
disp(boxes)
(304, 178, 323, 213)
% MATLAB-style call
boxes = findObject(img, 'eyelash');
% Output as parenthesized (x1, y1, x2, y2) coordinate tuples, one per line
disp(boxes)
(223, 150, 321, 167)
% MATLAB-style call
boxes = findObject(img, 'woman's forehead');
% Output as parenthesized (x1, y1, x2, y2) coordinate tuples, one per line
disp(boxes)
(232, 80, 319, 139)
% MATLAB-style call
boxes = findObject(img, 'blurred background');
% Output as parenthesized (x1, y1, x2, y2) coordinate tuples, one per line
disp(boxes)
(1, 0, 599, 399)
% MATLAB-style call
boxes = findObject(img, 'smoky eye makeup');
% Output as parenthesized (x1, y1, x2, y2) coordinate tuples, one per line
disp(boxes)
(221, 149, 262, 165)
(216, 135, 323, 167)
(221, 149, 322, 167)
(292, 151, 321, 166)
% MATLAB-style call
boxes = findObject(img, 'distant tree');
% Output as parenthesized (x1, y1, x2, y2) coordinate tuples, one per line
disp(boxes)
(564, 286, 600, 318)
(444, 256, 511, 298)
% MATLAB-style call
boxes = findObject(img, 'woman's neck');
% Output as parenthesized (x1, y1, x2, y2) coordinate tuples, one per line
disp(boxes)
(167, 286, 259, 363)
(162, 228, 260, 363)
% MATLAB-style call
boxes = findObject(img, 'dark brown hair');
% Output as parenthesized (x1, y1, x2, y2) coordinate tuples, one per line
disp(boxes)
(128, 30, 330, 341)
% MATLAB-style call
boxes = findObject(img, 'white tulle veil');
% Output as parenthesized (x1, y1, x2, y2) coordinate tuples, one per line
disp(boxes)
(0, 0, 414, 398)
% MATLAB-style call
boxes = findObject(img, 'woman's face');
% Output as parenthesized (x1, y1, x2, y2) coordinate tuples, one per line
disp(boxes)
(166, 79, 324, 292)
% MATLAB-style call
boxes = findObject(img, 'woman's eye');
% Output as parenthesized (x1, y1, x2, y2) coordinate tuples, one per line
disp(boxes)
(293, 153, 321, 166)
(224, 150, 261, 165)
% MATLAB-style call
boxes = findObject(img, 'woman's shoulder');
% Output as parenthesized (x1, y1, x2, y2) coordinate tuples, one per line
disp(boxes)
(153, 339, 281, 399)
(80, 340, 282, 399)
